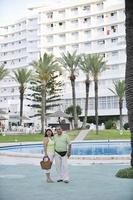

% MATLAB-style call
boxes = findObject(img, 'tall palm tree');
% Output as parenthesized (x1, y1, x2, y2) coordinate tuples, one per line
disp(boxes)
(31, 53, 60, 134)
(125, 0, 133, 167)
(13, 68, 32, 125)
(0, 64, 8, 81)
(109, 80, 125, 133)
(89, 54, 107, 134)
(79, 54, 91, 128)
(59, 51, 80, 129)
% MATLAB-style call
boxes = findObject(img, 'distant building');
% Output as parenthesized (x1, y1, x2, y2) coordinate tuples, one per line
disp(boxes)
(0, 0, 127, 127)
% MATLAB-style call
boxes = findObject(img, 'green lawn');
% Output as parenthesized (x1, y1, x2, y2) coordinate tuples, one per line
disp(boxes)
(0, 130, 130, 143)
(85, 129, 130, 140)
(67, 130, 80, 140)
(0, 130, 79, 143)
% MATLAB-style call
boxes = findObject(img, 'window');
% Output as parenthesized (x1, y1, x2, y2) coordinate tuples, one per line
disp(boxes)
(58, 10, 65, 17)
(47, 12, 53, 19)
(59, 34, 65, 42)
(71, 20, 78, 27)
(83, 5, 90, 11)
(47, 48, 53, 53)
(111, 38, 118, 43)
(111, 65, 118, 70)
(59, 46, 66, 52)
(110, 12, 117, 17)
(47, 36, 53, 43)
(59, 22, 65, 29)
(11, 60, 14, 65)
(11, 88, 15, 93)
(47, 24, 53, 30)
(111, 12, 114, 16)
(111, 25, 117, 33)
(72, 32, 78, 40)
(84, 42, 91, 48)
(98, 40, 105, 45)
(84, 30, 91, 38)
(84, 17, 91, 23)
(112, 51, 118, 57)
(101, 53, 105, 58)
(97, 15, 104, 22)
(96, 2, 103, 10)
(72, 44, 78, 51)
(97, 27, 104, 34)
(71, 7, 78, 14)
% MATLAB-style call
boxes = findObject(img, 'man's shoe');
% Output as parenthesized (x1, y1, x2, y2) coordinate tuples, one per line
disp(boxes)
(63, 180, 69, 183)
(57, 179, 63, 182)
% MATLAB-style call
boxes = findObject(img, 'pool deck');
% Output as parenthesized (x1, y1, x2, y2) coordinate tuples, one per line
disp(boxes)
(0, 162, 133, 200)
(0, 142, 132, 200)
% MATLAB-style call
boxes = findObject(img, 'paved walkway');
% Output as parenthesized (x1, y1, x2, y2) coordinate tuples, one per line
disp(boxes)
(0, 163, 132, 200)
(74, 129, 89, 140)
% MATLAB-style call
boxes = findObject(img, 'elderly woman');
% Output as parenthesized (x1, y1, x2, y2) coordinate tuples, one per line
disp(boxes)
(43, 128, 55, 183)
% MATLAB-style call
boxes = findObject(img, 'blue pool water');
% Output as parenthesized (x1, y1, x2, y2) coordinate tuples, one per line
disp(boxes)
(0, 141, 131, 156)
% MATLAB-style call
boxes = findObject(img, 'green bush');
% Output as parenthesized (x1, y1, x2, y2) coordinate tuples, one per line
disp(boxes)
(116, 168, 133, 178)
(86, 124, 90, 129)
(123, 123, 129, 130)
(105, 120, 116, 129)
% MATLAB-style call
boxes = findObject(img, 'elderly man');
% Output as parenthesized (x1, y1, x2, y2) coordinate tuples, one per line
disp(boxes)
(54, 126, 71, 183)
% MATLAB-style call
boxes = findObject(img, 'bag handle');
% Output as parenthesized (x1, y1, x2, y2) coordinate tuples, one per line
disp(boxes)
(43, 156, 50, 161)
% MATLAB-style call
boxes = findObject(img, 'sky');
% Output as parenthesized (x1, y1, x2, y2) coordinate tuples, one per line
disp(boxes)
(0, 0, 124, 25)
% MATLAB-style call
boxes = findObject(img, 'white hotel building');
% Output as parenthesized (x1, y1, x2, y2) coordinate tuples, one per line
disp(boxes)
(0, 0, 126, 127)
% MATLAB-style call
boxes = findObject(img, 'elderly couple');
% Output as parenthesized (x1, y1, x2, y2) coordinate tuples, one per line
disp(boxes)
(43, 126, 71, 183)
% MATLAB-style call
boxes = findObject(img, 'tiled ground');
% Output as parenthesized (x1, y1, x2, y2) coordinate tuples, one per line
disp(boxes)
(0, 163, 133, 200)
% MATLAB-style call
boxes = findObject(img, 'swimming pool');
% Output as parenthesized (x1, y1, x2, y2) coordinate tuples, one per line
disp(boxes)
(0, 141, 131, 156)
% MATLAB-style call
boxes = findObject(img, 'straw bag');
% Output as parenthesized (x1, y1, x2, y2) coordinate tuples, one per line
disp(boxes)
(40, 156, 52, 170)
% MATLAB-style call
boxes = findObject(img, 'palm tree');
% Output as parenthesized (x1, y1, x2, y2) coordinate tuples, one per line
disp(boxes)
(89, 54, 107, 134)
(59, 51, 80, 129)
(0, 64, 8, 81)
(109, 80, 125, 133)
(13, 68, 32, 125)
(79, 54, 91, 128)
(125, 0, 133, 167)
(31, 53, 60, 134)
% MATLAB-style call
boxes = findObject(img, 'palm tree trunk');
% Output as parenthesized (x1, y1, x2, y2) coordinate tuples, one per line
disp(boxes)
(125, 0, 133, 167)
(71, 80, 78, 129)
(41, 82, 46, 134)
(20, 91, 24, 126)
(119, 100, 123, 132)
(94, 80, 99, 134)
(82, 80, 90, 128)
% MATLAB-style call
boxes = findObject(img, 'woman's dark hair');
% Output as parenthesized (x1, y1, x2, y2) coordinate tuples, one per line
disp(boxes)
(44, 129, 54, 137)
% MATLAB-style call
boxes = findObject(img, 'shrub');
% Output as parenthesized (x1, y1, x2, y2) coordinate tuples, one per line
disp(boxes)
(123, 123, 129, 130)
(116, 168, 133, 178)
(85, 124, 90, 129)
(105, 120, 115, 129)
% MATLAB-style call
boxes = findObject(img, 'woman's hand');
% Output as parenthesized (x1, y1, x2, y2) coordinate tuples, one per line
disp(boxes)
(67, 151, 71, 158)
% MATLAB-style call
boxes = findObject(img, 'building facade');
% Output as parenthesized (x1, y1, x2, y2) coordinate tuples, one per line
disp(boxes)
(0, 0, 126, 127)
